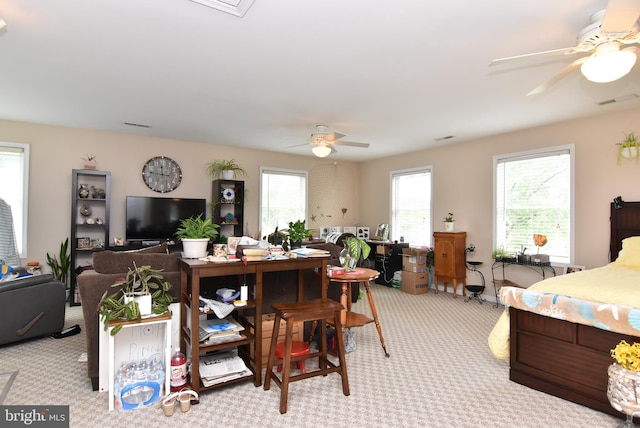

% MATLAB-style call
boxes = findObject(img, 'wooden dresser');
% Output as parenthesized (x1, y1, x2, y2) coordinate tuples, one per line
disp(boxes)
(433, 231, 467, 298)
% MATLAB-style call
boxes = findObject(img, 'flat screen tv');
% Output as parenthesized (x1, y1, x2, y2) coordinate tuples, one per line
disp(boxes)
(126, 196, 206, 243)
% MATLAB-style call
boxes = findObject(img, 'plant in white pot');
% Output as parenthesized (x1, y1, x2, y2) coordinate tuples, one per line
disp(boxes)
(98, 262, 174, 335)
(206, 159, 247, 180)
(617, 132, 640, 164)
(175, 214, 220, 258)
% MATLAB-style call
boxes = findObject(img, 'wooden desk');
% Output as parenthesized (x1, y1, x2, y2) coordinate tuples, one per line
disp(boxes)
(179, 256, 329, 393)
(328, 268, 389, 357)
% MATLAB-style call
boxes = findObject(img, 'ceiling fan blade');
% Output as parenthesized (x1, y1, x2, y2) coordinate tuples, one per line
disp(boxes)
(324, 132, 346, 141)
(284, 142, 311, 149)
(333, 140, 370, 148)
(490, 47, 577, 65)
(526, 56, 589, 96)
(601, 0, 640, 34)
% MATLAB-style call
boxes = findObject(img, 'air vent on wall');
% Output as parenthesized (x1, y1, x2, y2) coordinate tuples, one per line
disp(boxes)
(597, 94, 640, 106)
(434, 135, 455, 142)
(188, 0, 256, 17)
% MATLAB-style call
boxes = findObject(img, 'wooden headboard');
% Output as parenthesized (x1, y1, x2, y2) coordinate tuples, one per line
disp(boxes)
(610, 201, 640, 261)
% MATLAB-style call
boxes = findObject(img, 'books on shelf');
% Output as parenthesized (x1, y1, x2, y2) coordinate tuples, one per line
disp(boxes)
(199, 350, 252, 387)
(198, 316, 245, 343)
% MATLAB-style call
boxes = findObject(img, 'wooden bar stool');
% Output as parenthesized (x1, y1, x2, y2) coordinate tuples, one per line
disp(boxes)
(264, 299, 349, 414)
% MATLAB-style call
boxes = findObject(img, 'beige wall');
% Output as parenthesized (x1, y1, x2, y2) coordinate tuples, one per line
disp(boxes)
(3, 104, 640, 290)
(0, 119, 360, 270)
(360, 105, 640, 287)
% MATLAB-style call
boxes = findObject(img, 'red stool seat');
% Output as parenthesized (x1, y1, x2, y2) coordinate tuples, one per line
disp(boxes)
(275, 340, 310, 374)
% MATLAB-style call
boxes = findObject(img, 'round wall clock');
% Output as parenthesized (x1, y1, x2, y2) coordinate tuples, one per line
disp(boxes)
(142, 156, 182, 193)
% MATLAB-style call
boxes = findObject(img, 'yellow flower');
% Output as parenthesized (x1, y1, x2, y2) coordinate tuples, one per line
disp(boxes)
(611, 340, 640, 371)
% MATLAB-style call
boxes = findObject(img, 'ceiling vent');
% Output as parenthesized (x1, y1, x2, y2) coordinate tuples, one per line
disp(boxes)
(434, 135, 455, 142)
(597, 93, 640, 105)
(188, 0, 256, 17)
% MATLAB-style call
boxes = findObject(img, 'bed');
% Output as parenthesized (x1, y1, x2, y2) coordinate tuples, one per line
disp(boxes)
(489, 202, 640, 418)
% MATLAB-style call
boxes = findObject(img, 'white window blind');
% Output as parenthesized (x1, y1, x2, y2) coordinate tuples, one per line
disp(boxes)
(260, 167, 307, 237)
(495, 146, 574, 264)
(0, 143, 29, 258)
(390, 167, 432, 246)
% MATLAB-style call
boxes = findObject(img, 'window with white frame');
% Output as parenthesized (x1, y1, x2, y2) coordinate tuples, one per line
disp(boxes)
(260, 167, 308, 238)
(494, 145, 574, 264)
(390, 167, 432, 246)
(0, 142, 29, 259)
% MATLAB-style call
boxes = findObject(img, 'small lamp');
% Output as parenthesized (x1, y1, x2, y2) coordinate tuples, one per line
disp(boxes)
(312, 145, 332, 158)
(614, 196, 624, 209)
(581, 42, 637, 83)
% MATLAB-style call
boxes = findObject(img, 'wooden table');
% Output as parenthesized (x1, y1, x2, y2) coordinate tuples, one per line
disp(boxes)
(328, 267, 390, 357)
(179, 256, 329, 392)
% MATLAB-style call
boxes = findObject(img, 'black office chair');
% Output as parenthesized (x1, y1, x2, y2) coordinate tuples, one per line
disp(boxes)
(464, 245, 486, 303)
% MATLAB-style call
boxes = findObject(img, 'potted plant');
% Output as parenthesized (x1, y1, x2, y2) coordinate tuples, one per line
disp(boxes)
(285, 220, 313, 249)
(46, 238, 71, 289)
(90, 185, 105, 199)
(206, 159, 247, 180)
(617, 132, 640, 164)
(98, 262, 174, 335)
(175, 214, 220, 258)
(607, 340, 640, 424)
(82, 154, 97, 170)
(340, 236, 371, 271)
(491, 247, 507, 262)
(443, 212, 455, 232)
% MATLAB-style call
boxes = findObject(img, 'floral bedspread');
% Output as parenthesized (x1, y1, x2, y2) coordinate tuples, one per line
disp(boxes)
(489, 264, 640, 359)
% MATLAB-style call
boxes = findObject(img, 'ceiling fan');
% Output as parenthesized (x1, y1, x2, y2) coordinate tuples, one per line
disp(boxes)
(290, 125, 370, 157)
(491, 0, 640, 95)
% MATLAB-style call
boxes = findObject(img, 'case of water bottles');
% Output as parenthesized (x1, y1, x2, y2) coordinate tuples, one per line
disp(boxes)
(113, 357, 165, 411)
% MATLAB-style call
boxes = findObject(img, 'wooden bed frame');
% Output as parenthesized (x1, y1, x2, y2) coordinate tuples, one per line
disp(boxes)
(509, 201, 640, 418)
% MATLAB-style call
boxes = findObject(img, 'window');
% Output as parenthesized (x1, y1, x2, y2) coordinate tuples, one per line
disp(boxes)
(260, 167, 308, 237)
(0, 142, 29, 258)
(390, 167, 432, 246)
(494, 145, 574, 264)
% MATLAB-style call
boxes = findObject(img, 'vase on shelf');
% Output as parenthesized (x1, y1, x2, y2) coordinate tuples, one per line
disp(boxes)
(444, 221, 455, 232)
(78, 184, 89, 198)
(339, 241, 357, 272)
(607, 363, 640, 427)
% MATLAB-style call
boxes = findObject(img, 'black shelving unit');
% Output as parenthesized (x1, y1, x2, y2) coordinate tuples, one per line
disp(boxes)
(70, 169, 110, 306)
(212, 179, 244, 241)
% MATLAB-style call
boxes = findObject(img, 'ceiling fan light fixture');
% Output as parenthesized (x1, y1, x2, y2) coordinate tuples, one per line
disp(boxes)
(580, 42, 637, 83)
(312, 145, 332, 158)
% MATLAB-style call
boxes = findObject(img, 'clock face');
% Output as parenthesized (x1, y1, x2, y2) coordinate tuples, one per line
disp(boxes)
(142, 156, 182, 193)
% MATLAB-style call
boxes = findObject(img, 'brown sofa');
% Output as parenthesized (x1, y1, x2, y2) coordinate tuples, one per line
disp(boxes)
(77, 244, 181, 390)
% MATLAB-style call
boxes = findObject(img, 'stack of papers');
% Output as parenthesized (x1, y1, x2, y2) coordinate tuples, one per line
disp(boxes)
(199, 316, 245, 343)
(289, 247, 331, 257)
(199, 350, 252, 387)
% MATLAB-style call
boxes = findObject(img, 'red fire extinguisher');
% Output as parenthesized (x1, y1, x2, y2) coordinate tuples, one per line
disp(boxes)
(170, 350, 187, 392)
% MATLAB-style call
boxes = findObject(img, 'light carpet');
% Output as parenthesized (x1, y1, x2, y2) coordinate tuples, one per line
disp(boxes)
(0, 284, 621, 427)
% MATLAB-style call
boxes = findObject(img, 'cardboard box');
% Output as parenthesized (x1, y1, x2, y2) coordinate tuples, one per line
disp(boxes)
(246, 314, 302, 366)
(402, 247, 428, 272)
(401, 271, 430, 295)
(376, 245, 390, 255)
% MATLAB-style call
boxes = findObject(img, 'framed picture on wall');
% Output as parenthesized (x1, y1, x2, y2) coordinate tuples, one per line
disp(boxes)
(563, 265, 585, 274)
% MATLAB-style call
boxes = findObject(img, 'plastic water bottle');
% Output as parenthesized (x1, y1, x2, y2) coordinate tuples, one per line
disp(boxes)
(170, 350, 187, 392)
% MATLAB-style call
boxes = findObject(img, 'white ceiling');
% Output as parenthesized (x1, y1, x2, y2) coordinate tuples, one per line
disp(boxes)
(1, 0, 640, 161)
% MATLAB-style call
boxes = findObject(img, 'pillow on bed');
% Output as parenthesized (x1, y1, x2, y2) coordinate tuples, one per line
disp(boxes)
(612, 236, 640, 269)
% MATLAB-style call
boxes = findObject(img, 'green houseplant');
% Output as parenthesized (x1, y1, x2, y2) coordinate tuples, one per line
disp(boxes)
(617, 132, 640, 164)
(175, 214, 220, 258)
(98, 262, 174, 335)
(340, 236, 371, 271)
(46, 238, 71, 287)
(285, 220, 313, 248)
(206, 159, 247, 180)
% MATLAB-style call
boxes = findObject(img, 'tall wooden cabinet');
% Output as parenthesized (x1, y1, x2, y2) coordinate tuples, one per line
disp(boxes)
(433, 231, 466, 298)
(212, 179, 244, 241)
(70, 169, 110, 306)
